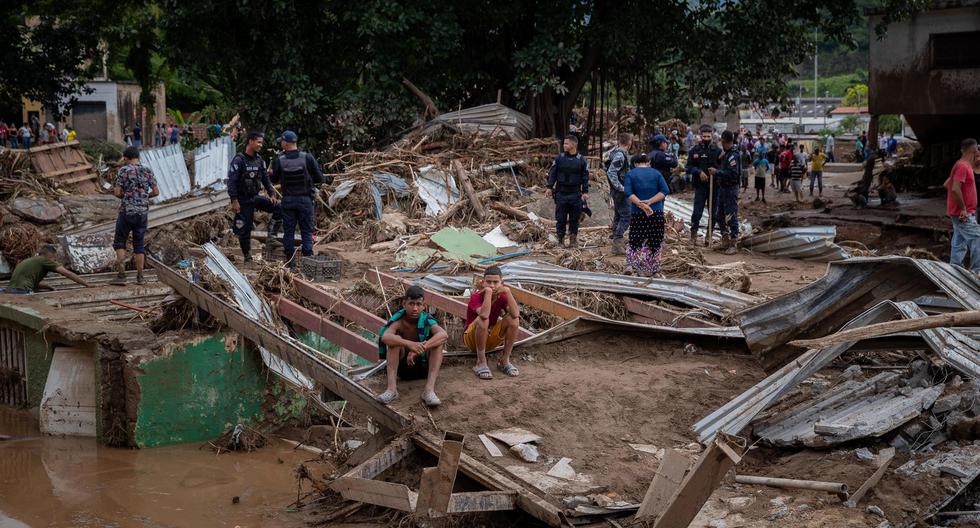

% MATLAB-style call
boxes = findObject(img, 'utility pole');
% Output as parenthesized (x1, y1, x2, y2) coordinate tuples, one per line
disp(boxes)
(813, 29, 818, 128)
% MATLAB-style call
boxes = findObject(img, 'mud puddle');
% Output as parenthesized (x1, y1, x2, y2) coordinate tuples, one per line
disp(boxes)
(0, 408, 313, 527)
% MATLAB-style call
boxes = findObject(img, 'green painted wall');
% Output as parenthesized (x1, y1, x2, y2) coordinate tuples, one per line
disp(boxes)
(300, 330, 375, 371)
(134, 334, 269, 448)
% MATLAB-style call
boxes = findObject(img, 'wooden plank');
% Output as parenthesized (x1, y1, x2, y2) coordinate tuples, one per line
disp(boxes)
(294, 279, 386, 331)
(336, 436, 415, 481)
(149, 256, 409, 433)
(623, 297, 720, 329)
(845, 448, 895, 507)
(412, 432, 565, 527)
(478, 434, 504, 457)
(636, 449, 690, 519)
(417, 431, 464, 514)
(331, 477, 417, 511)
(274, 296, 379, 362)
(27, 140, 82, 153)
(506, 283, 597, 320)
(452, 160, 487, 221)
(346, 432, 395, 467)
(652, 438, 742, 528)
(447, 491, 517, 513)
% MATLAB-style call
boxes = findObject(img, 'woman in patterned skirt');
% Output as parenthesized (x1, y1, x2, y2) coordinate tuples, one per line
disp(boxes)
(624, 153, 670, 276)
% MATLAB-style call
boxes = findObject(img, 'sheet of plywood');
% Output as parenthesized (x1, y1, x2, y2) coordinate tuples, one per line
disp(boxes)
(39, 347, 96, 437)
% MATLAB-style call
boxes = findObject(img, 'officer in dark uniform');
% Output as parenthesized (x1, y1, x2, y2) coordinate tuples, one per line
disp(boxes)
(228, 131, 281, 262)
(269, 130, 330, 264)
(708, 129, 741, 255)
(546, 135, 589, 248)
(648, 133, 679, 191)
(685, 125, 722, 243)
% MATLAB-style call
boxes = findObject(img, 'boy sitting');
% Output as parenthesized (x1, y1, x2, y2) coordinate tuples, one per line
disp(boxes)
(464, 266, 521, 380)
(377, 285, 448, 407)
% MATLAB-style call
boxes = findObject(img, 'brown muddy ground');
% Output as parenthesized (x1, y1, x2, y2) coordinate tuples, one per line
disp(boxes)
(0, 408, 318, 528)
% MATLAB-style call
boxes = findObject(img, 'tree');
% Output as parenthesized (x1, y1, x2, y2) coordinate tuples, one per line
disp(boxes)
(843, 84, 870, 107)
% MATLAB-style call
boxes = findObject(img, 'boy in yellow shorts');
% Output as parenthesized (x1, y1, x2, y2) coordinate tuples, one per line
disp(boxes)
(464, 266, 521, 380)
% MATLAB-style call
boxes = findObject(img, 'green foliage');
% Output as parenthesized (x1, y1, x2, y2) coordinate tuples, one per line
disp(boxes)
(839, 115, 862, 133)
(843, 84, 870, 106)
(79, 139, 125, 162)
(879, 114, 902, 134)
(789, 72, 868, 98)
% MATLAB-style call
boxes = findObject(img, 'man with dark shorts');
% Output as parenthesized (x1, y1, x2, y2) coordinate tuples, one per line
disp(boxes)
(111, 146, 160, 285)
(2, 245, 90, 294)
(464, 266, 521, 380)
(377, 285, 448, 407)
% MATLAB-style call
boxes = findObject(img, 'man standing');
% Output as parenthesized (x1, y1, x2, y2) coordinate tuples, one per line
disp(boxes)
(132, 123, 142, 148)
(810, 146, 827, 197)
(606, 133, 632, 255)
(947, 138, 980, 273)
(648, 133, 679, 191)
(464, 266, 521, 380)
(2, 245, 90, 294)
(686, 125, 722, 243)
(269, 130, 328, 264)
(708, 130, 741, 255)
(546, 135, 589, 248)
(18, 123, 31, 149)
(228, 132, 282, 262)
(110, 147, 160, 285)
(376, 285, 448, 407)
(825, 133, 836, 162)
(778, 144, 794, 192)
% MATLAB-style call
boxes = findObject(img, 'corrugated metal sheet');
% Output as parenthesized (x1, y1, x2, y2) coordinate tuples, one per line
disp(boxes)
(695, 300, 979, 444)
(740, 226, 850, 262)
(65, 192, 230, 235)
(193, 136, 235, 190)
(141, 144, 192, 203)
(739, 256, 980, 355)
(427, 103, 533, 140)
(663, 197, 752, 240)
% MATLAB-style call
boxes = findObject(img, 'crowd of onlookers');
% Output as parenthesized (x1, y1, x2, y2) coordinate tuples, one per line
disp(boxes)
(124, 123, 195, 148)
(0, 117, 76, 149)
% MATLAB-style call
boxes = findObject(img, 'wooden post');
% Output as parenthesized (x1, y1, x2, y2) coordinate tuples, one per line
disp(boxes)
(452, 160, 487, 221)
(845, 448, 895, 507)
(636, 449, 690, 519)
(417, 431, 465, 515)
(652, 436, 743, 528)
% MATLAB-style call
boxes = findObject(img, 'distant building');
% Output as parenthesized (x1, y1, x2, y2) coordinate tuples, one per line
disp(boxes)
(869, 1, 980, 144)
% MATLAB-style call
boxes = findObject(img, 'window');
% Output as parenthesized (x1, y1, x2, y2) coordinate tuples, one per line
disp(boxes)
(931, 31, 980, 69)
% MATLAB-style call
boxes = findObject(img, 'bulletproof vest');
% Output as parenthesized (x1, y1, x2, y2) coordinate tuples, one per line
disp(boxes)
(719, 149, 740, 187)
(554, 154, 584, 193)
(279, 152, 310, 196)
(650, 149, 675, 175)
(237, 154, 264, 198)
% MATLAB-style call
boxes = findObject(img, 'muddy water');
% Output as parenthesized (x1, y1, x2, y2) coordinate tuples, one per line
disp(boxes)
(0, 409, 314, 528)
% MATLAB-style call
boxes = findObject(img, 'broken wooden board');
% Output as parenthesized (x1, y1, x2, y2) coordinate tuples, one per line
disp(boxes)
(479, 434, 504, 457)
(845, 447, 896, 507)
(623, 297, 720, 328)
(636, 449, 690, 519)
(29, 141, 98, 192)
(416, 432, 464, 515)
(335, 436, 415, 481)
(447, 491, 517, 513)
(486, 427, 541, 447)
(652, 438, 742, 528)
(331, 477, 417, 511)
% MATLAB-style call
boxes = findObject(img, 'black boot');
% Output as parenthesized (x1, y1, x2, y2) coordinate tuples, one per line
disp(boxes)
(240, 238, 252, 262)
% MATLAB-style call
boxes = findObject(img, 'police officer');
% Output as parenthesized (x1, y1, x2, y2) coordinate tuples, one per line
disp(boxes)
(606, 133, 632, 255)
(648, 133, 679, 191)
(269, 130, 330, 264)
(229, 132, 281, 262)
(685, 125, 722, 243)
(546, 135, 589, 248)
(708, 129, 741, 255)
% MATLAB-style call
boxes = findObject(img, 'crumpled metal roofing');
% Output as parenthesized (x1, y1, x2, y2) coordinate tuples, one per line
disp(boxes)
(193, 136, 234, 190)
(427, 103, 533, 140)
(740, 226, 850, 262)
(141, 144, 192, 203)
(739, 256, 980, 355)
(694, 300, 979, 444)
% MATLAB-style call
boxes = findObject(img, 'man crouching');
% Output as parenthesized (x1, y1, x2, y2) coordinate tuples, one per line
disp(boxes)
(377, 285, 448, 407)
(464, 265, 521, 380)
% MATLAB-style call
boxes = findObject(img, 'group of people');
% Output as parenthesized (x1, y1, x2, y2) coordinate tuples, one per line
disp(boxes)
(124, 123, 190, 148)
(855, 132, 899, 163)
(0, 120, 76, 149)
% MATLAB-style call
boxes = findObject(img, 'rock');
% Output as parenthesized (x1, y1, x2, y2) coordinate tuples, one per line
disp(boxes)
(708, 520, 728, 528)
(770, 496, 792, 507)
(9, 197, 66, 224)
(866, 505, 885, 517)
(344, 439, 365, 450)
(938, 463, 970, 478)
(510, 443, 539, 463)
(766, 505, 790, 521)
(546, 457, 575, 480)
(721, 496, 754, 511)
(890, 434, 910, 451)
(841, 365, 863, 380)
(933, 393, 963, 413)
(901, 421, 925, 440)
(855, 447, 875, 461)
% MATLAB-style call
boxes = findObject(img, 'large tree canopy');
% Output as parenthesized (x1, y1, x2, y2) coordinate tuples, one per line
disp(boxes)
(1, 0, 923, 152)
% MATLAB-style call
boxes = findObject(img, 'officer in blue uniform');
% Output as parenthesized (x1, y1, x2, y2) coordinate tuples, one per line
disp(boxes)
(269, 130, 330, 264)
(685, 125, 722, 243)
(708, 129, 741, 254)
(648, 133, 679, 191)
(606, 133, 632, 255)
(546, 135, 590, 248)
(228, 131, 281, 262)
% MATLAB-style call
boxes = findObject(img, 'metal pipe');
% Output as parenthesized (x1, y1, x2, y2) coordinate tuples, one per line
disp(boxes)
(735, 475, 848, 497)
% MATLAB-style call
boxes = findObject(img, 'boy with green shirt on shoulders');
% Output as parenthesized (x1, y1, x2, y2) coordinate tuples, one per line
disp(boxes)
(376, 285, 448, 407)
(3, 245, 90, 294)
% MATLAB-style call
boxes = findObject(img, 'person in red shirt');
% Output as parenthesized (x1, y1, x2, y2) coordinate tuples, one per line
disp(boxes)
(778, 144, 793, 193)
(464, 266, 521, 379)
(945, 138, 980, 273)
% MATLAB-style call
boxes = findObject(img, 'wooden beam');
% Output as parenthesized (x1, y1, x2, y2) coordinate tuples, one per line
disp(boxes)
(623, 297, 719, 329)
(845, 448, 895, 507)
(330, 477, 417, 511)
(506, 283, 597, 320)
(636, 449, 690, 520)
(417, 431, 465, 515)
(452, 160, 487, 221)
(791, 311, 980, 349)
(149, 256, 409, 433)
(26, 140, 82, 154)
(447, 491, 517, 513)
(336, 436, 415, 481)
(652, 437, 743, 528)
(346, 432, 395, 467)
(293, 278, 386, 331)
(274, 296, 379, 362)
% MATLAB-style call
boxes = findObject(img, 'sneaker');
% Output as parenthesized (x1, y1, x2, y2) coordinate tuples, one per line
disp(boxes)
(725, 244, 738, 255)
(377, 389, 398, 404)
(421, 391, 442, 407)
(109, 271, 127, 286)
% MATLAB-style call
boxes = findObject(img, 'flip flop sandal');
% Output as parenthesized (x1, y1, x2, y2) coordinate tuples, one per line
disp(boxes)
(498, 363, 519, 377)
(473, 366, 493, 380)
